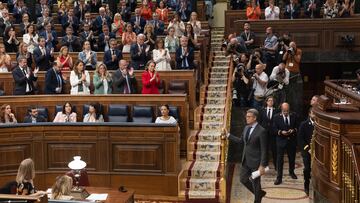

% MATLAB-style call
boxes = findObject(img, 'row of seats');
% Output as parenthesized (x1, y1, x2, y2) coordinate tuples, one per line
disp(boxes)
(35, 104, 180, 123)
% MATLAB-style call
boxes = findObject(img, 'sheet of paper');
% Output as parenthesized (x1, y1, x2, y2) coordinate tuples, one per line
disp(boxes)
(86, 193, 108, 201)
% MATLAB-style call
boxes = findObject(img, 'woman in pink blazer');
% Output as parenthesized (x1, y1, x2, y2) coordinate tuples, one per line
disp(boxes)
(53, 102, 77, 122)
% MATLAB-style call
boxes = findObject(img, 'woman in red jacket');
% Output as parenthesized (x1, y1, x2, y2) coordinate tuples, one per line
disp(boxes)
(141, 60, 161, 94)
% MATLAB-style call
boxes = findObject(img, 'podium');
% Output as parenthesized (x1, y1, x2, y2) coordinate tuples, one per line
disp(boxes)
(312, 80, 360, 203)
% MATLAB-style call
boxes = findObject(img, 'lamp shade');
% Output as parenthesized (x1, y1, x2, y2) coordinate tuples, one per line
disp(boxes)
(68, 156, 87, 170)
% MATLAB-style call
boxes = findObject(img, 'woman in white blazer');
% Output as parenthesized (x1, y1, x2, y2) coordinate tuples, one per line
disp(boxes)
(22, 24, 39, 54)
(70, 61, 91, 95)
(152, 38, 171, 71)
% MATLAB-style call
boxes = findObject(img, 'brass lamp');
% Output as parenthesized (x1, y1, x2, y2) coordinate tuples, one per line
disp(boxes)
(68, 156, 89, 199)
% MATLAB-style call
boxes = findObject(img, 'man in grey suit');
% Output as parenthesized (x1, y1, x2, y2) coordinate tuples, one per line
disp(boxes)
(225, 108, 268, 203)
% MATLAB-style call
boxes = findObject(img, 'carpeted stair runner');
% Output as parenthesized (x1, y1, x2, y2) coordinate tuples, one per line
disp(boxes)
(181, 28, 230, 202)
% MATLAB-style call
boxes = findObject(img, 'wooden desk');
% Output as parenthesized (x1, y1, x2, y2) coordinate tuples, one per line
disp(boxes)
(0, 124, 180, 196)
(85, 187, 134, 203)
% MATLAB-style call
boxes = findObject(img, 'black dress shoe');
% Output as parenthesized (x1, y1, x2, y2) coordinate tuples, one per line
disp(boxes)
(274, 178, 282, 185)
(290, 173, 298, 179)
(304, 188, 309, 196)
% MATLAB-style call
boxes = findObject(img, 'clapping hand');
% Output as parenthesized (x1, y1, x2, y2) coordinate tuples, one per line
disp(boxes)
(33, 67, 39, 74)
(81, 73, 86, 81)
(128, 67, 134, 76)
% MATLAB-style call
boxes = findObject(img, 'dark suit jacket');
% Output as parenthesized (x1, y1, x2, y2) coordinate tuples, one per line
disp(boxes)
(23, 115, 47, 123)
(12, 66, 37, 95)
(79, 31, 97, 50)
(303, 0, 322, 18)
(39, 30, 58, 49)
(74, 4, 90, 21)
(13, 6, 29, 24)
(297, 118, 314, 153)
(0, 18, 13, 37)
(130, 16, 146, 34)
(148, 20, 165, 36)
(130, 43, 150, 70)
(61, 15, 80, 33)
(33, 46, 53, 71)
(176, 46, 195, 70)
(36, 16, 53, 32)
(98, 32, 116, 52)
(44, 68, 65, 94)
(273, 112, 299, 146)
(112, 69, 137, 94)
(118, 6, 131, 22)
(284, 4, 301, 19)
(93, 15, 112, 34)
(228, 123, 268, 169)
(60, 35, 81, 52)
(259, 107, 279, 133)
(104, 49, 123, 70)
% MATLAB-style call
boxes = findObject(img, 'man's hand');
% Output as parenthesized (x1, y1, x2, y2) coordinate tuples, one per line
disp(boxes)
(33, 67, 39, 74)
(258, 165, 265, 176)
(128, 67, 134, 76)
(281, 130, 289, 136)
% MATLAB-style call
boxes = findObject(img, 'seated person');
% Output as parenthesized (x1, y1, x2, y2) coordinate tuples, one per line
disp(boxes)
(142, 60, 161, 94)
(304, 0, 322, 18)
(78, 41, 97, 70)
(53, 102, 77, 123)
(155, 104, 177, 124)
(104, 38, 123, 70)
(112, 60, 137, 94)
(93, 63, 113, 95)
(339, 0, 355, 17)
(83, 103, 104, 122)
(16, 158, 45, 196)
(176, 36, 195, 70)
(130, 34, 151, 70)
(70, 61, 91, 95)
(0, 104, 17, 124)
(50, 175, 73, 200)
(23, 106, 47, 123)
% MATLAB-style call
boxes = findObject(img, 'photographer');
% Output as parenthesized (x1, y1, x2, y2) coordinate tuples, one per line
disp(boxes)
(232, 53, 251, 107)
(250, 64, 268, 110)
(277, 33, 291, 64)
(283, 41, 304, 119)
(269, 62, 290, 106)
(246, 48, 265, 70)
(226, 37, 247, 57)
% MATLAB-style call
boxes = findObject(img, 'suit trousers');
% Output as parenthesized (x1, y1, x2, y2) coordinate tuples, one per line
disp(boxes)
(302, 151, 311, 186)
(267, 131, 277, 169)
(276, 137, 296, 179)
(240, 162, 262, 203)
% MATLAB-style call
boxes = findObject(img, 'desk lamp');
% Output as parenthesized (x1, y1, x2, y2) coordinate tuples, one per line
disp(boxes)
(68, 156, 89, 199)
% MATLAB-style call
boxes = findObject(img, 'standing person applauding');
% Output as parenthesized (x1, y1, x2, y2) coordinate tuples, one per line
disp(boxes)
(70, 61, 90, 95)
(93, 63, 112, 95)
(141, 60, 161, 94)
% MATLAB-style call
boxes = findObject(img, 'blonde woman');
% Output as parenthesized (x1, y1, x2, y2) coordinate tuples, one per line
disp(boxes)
(51, 175, 74, 200)
(70, 60, 90, 95)
(93, 63, 112, 94)
(164, 27, 179, 52)
(111, 13, 125, 37)
(189, 12, 202, 36)
(57, 46, 73, 71)
(17, 42, 33, 69)
(0, 43, 12, 72)
(121, 23, 137, 53)
(144, 24, 156, 51)
(16, 158, 45, 196)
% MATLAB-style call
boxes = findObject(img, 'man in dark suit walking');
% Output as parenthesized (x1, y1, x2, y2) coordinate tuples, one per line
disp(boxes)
(23, 106, 47, 123)
(259, 96, 279, 169)
(298, 108, 315, 196)
(273, 102, 299, 185)
(44, 61, 65, 94)
(225, 108, 268, 203)
(12, 56, 39, 95)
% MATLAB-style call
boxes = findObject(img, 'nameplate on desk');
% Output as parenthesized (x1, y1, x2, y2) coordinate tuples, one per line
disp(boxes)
(86, 193, 108, 201)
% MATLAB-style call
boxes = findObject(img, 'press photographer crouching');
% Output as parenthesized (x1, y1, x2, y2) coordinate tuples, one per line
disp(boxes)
(246, 48, 265, 70)
(232, 53, 253, 107)
(226, 37, 247, 57)
(269, 62, 290, 107)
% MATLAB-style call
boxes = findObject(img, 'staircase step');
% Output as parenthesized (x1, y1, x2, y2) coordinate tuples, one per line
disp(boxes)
(209, 78, 228, 84)
(189, 141, 221, 152)
(212, 46, 222, 51)
(210, 72, 228, 78)
(188, 178, 218, 191)
(213, 51, 226, 56)
(203, 113, 224, 122)
(206, 97, 226, 105)
(213, 60, 229, 66)
(204, 105, 225, 114)
(207, 84, 227, 92)
(206, 91, 227, 98)
(187, 190, 219, 199)
(200, 121, 223, 130)
(187, 161, 221, 178)
(188, 151, 221, 162)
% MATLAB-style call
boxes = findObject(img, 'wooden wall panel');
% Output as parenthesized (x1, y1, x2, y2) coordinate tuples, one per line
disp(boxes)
(112, 144, 163, 172)
(0, 144, 31, 172)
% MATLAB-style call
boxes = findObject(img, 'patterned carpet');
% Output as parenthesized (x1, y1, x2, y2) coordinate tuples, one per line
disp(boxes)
(230, 153, 313, 203)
